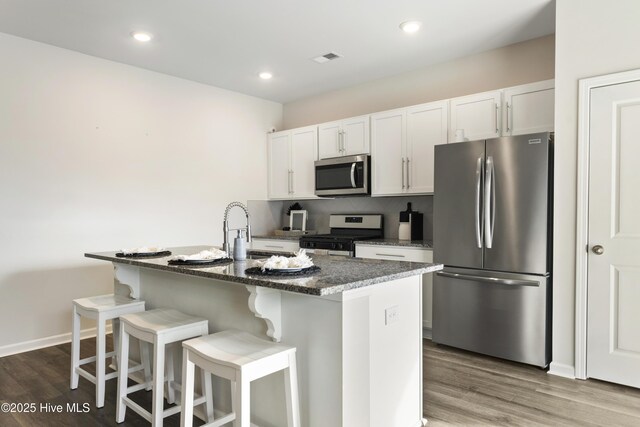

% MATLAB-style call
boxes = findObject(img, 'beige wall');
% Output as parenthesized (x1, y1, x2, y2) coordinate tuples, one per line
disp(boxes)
(283, 34, 555, 129)
(0, 32, 282, 354)
(551, 0, 640, 376)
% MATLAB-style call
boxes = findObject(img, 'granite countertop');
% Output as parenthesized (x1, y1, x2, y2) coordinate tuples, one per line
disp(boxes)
(85, 245, 441, 296)
(356, 239, 433, 249)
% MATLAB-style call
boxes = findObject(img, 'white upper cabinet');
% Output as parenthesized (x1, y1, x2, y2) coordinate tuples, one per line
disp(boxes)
(371, 101, 448, 196)
(406, 100, 449, 194)
(371, 109, 406, 195)
(449, 90, 502, 143)
(318, 115, 370, 159)
(267, 126, 318, 200)
(267, 131, 291, 199)
(503, 79, 555, 136)
(290, 126, 318, 198)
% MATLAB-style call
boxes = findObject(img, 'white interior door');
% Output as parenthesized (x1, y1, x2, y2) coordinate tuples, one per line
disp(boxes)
(587, 79, 640, 388)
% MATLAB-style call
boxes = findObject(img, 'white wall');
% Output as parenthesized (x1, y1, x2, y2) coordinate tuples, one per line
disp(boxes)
(0, 32, 282, 353)
(551, 0, 640, 376)
(283, 35, 554, 128)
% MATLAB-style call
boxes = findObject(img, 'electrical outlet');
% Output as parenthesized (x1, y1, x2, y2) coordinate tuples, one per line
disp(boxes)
(385, 305, 400, 325)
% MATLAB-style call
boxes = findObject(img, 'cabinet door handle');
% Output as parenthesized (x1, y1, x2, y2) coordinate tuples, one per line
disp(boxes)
(401, 158, 406, 189)
(375, 253, 406, 258)
(494, 103, 499, 134)
(406, 158, 411, 189)
(290, 170, 294, 194)
(506, 102, 511, 133)
(342, 130, 347, 153)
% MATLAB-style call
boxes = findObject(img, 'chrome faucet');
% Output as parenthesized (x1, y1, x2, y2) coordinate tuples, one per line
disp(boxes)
(223, 202, 252, 257)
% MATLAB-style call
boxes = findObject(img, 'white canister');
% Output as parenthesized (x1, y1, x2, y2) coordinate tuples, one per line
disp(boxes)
(398, 223, 411, 240)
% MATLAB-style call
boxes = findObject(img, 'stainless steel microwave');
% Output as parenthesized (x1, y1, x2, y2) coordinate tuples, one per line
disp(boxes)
(315, 155, 371, 197)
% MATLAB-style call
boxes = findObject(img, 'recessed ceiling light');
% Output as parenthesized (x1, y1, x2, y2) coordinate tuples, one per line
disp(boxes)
(131, 31, 153, 42)
(259, 72, 273, 80)
(399, 21, 422, 34)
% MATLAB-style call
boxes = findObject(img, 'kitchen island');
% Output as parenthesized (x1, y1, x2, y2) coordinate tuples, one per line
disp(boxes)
(85, 246, 442, 427)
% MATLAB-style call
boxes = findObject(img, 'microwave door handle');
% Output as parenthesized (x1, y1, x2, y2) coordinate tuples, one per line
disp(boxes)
(350, 162, 357, 188)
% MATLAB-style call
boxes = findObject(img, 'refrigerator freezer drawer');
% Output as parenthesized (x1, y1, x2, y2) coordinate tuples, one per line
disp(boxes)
(432, 267, 551, 367)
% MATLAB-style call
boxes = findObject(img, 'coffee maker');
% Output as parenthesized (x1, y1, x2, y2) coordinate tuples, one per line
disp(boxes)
(398, 203, 423, 241)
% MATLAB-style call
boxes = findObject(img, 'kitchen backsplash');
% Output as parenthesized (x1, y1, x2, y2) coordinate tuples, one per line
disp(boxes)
(248, 196, 433, 241)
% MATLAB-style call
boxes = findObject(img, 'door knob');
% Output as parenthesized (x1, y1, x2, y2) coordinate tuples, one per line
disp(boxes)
(592, 245, 604, 255)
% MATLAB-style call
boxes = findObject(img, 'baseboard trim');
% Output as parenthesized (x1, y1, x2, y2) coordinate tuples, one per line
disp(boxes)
(548, 361, 576, 379)
(422, 327, 432, 340)
(0, 325, 113, 358)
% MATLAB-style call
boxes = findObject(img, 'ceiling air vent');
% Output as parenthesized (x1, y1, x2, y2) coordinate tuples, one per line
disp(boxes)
(312, 52, 342, 64)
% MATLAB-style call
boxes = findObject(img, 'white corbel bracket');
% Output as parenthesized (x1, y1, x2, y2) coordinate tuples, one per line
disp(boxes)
(245, 285, 282, 342)
(114, 264, 141, 299)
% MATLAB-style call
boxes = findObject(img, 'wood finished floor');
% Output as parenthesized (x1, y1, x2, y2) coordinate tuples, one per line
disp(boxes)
(1, 336, 639, 426)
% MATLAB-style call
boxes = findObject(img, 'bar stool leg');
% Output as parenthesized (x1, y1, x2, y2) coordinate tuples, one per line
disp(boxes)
(116, 322, 130, 423)
(165, 345, 176, 404)
(111, 318, 120, 369)
(284, 352, 301, 427)
(140, 340, 152, 391)
(70, 305, 81, 389)
(180, 348, 195, 427)
(152, 337, 166, 427)
(234, 373, 250, 427)
(96, 315, 107, 408)
(201, 368, 214, 422)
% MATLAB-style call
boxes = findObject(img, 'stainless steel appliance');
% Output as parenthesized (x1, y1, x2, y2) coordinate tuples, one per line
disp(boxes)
(299, 214, 383, 256)
(315, 155, 370, 197)
(433, 132, 553, 368)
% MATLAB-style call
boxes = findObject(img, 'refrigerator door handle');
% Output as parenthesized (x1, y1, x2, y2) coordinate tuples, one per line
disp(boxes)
(484, 156, 495, 248)
(436, 271, 539, 287)
(475, 157, 483, 248)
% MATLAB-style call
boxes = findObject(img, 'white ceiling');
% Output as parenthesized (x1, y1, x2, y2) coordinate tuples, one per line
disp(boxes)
(0, 0, 555, 103)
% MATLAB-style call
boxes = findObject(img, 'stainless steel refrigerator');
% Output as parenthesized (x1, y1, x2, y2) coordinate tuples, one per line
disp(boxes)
(433, 132, 552, 368)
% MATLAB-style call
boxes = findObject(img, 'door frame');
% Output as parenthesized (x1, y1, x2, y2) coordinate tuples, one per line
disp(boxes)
(574, 68, 640, 380)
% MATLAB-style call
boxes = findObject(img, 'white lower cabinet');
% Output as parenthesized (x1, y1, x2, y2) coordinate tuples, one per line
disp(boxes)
(251, 238, 300, 253)
(355, 244, 434, 331)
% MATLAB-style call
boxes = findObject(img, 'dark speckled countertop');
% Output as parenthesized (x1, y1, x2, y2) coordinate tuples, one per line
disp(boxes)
(85, 245, 441, 296)
(356, 239, 433, 249)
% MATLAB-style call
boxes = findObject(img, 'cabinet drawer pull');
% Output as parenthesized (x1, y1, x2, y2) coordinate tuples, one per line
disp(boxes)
(375, 253, 405, 258)
(265, 245, 284, 249)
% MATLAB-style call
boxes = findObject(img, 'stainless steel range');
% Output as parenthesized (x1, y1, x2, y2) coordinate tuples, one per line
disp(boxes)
(299, 214, 383, 257)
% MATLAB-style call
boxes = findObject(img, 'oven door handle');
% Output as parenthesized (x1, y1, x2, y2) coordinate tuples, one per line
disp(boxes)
(350, 162, 357, 188)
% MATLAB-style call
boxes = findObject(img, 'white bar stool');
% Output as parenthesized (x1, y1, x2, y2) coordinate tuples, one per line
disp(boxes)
(180, 330, 300, 427)
(70, 294, 148, 408)
(116, 308, 212, 427)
